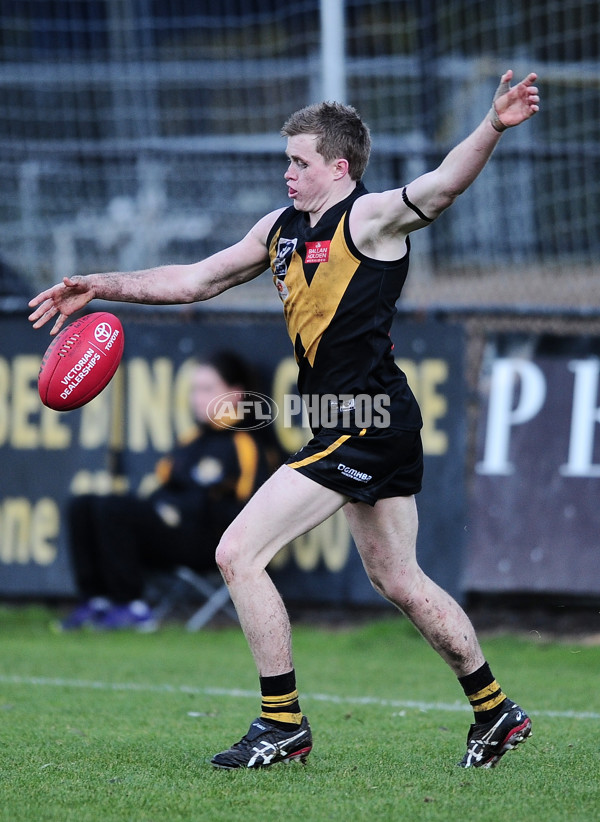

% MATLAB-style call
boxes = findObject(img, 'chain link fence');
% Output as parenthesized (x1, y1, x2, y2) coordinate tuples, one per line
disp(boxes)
(0, 1, 598, 312)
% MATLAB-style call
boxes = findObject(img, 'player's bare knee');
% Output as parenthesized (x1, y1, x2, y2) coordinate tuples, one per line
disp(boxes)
(215, 527, 263, 582)
(214, 532, 241, 581)
(369, 566, 423, 609)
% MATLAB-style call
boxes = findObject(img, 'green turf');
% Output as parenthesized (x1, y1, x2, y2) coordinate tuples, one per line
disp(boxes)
(0, 605, 598, 822)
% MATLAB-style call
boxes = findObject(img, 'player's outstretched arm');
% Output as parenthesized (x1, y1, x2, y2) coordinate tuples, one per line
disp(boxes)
(404, 70, 539, 223)
(355, 69, 540, 251)
(29, 261, 225, 335)
(28, 210, 279, 335)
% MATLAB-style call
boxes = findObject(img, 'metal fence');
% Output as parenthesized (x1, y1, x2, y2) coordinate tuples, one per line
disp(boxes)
(1, 1, 598, 311)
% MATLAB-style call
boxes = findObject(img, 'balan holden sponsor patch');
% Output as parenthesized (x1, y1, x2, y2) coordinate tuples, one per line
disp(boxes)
(305, 241, 331, 264)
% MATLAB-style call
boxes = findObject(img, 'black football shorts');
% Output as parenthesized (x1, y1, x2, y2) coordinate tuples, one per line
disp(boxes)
(286, 425, 423, 505)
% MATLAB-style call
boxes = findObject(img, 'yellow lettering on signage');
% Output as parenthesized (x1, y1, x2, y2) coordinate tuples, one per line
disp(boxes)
(397, 358, 449, 455)
(11, 356, 42, 448)
(1, 355, 71, 449)
(128, 358, 174, 452)
(0, 497, 58, 565)
(290, 524, 321, 571)
(30, 498, 59, 565)
(79, 389, 112, 448)
(109, 367, 126, 452)
(272, 357, 309, 455)
(0, 357, 9, 445)
(269, 510, 351, 573)
(290, 511, 351, 572)
(0, 498, 30, 562)
(420, 359, 449, 455)
(1, 355, 233, 454)
(70, 470, 130, 495)
(173, 359, 196, 441)
(292, 510, 350, 571)
(269, 543, 290, 570)
(312, 510, 350, 572)
(40, 405, 71, 449)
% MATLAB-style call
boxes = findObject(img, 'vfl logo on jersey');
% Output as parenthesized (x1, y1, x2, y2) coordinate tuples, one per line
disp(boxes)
(305, 241, 331, 264)
(272, 237, 297, 301)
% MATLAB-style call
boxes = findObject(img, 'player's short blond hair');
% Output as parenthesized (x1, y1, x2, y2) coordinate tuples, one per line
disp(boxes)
(281, 101, 372, 182)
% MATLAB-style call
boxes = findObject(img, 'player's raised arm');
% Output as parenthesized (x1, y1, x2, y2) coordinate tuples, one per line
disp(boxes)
(353, 70, 539, 249)
(404, 70, 539, 222)
(28, 210, 281, 335)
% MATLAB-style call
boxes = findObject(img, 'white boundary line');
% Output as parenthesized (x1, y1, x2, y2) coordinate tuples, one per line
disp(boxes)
(1, 674, 598, 720)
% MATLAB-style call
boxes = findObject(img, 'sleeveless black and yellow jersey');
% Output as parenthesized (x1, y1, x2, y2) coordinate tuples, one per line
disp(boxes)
(267, 183, 422, 432)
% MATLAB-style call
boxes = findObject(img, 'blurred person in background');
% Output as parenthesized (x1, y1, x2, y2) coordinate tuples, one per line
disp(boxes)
(60, 350, 275, 631)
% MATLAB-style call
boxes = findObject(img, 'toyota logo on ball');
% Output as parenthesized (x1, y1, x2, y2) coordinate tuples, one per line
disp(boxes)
(207, 391, 279, 431)
(94, 322, 113, 343)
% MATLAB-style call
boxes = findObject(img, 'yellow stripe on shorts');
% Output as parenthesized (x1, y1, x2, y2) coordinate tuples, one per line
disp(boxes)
(287, 429, 366, 469)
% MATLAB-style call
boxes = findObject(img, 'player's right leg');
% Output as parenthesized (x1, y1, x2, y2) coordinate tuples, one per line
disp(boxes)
(211, 465, 346, 769)
(215, 463, 346, 676)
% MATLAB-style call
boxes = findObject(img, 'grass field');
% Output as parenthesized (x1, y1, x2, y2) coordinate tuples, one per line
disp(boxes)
(0, 605, 598, 822)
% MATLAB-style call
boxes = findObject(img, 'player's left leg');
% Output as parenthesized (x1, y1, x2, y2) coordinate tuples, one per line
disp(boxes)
(344, 495, 531, 767)
(345, 495, 484, 673)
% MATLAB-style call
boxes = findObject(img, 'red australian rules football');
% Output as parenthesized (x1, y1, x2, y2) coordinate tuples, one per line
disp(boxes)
(38, 311, 124, 411)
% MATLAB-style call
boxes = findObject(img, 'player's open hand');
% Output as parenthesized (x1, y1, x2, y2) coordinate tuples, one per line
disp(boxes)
(28, 276, 94, 335)
(493, 70, 540, 128)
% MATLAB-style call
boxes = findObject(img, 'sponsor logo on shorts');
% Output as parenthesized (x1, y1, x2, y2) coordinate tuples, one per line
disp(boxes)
(337, 463, 372, 483)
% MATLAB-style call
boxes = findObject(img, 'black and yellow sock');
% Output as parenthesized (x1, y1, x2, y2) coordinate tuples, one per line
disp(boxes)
(259, 669, 303, 731)
(459, 662, 507, 724)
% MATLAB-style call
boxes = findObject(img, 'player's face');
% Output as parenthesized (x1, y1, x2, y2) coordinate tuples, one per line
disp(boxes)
(284, 134, 340, 215)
